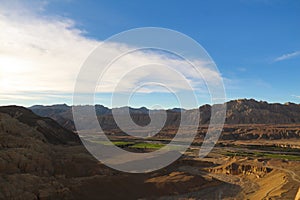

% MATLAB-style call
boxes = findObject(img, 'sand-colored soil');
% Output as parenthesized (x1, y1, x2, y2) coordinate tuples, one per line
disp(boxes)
(247, 170, 287, 199)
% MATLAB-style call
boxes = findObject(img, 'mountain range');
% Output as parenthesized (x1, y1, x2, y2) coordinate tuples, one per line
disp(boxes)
(29, 99, 300, 132)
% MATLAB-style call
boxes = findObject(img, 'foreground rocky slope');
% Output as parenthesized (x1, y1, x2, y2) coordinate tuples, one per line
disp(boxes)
(0, 106, 230, 199)
(0, 106, 101, 199)
(0, 106, 80, 145)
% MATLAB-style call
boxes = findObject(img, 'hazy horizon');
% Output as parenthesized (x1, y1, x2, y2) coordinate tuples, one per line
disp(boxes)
(1, 98, 298, 110)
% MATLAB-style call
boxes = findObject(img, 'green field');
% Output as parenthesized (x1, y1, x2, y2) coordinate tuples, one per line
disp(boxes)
(130, 142, 165, 149)
(88, 139, 187, 151)
(88, 140, 133, 146)
(225, 151, 300, 161)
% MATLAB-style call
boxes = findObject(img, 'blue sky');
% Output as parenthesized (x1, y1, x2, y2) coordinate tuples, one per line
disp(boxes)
(0, 0, 300, 107)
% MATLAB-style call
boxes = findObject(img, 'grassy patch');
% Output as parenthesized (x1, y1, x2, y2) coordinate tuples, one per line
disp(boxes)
(262, 153, 300, 161)
(112, 141, 135, 147)
(87, 140, 184, 151)
(245, 145, 300, 153)
(88, 140, 134, 146)
(225, 151, 300, 161)
(130, 143, 165, 149)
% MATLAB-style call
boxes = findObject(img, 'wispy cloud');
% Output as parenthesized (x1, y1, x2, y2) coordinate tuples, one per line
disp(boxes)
(0, 1, 225, 105)
(274, 51, 300, 62)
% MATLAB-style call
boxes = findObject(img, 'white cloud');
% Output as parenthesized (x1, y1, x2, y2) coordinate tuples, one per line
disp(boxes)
(95, 51, 220, 93)
(0, 1, 224, 105)
(274, 51, 300, 62)
(0, 2, 98, 95)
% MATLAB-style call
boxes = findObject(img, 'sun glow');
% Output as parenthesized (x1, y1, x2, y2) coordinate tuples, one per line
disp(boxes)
(0, 55, 32, 92)
(0, 56, 28, 72)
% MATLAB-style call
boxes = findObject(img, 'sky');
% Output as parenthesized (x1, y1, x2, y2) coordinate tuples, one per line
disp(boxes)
(0, 0, 300, 108)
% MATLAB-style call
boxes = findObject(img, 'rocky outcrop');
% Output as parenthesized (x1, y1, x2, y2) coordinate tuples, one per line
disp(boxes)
(208, 160, 272, 178)
(225, 99, 300, 124)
